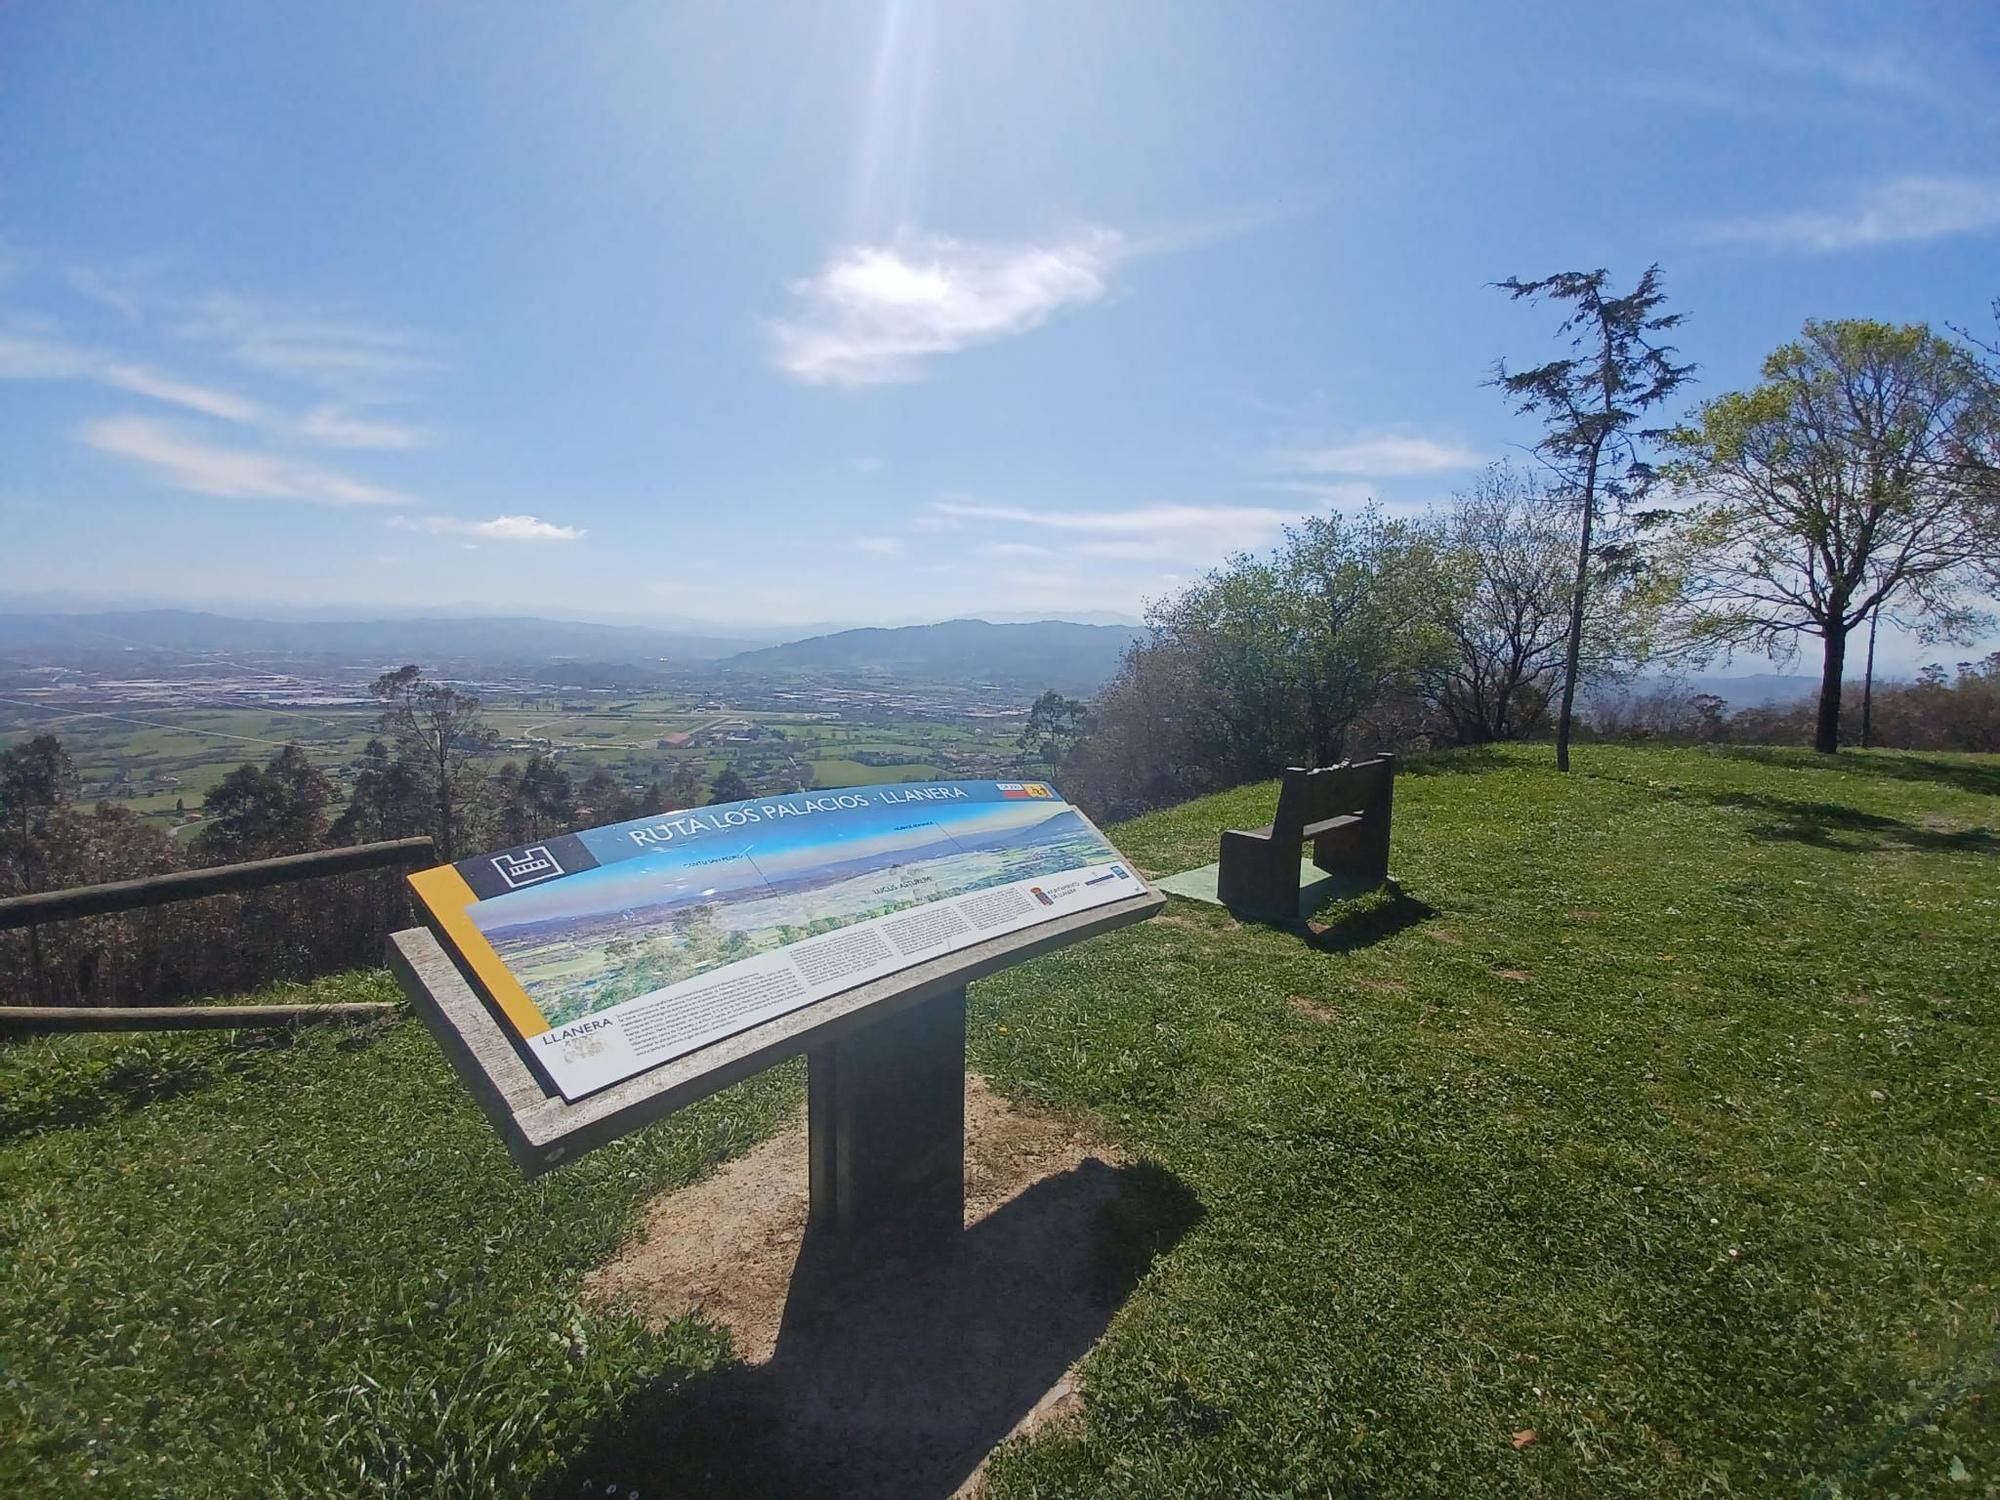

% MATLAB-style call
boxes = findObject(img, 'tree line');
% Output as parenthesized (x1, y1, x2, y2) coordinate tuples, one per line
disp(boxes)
(1042, 279, 1998, 818)
(7, 276, 1996, 1003)
(0, 669, 763, 1009)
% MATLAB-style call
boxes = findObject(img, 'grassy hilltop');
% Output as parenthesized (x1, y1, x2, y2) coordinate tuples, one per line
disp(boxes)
(2, 743, 1996, 1496)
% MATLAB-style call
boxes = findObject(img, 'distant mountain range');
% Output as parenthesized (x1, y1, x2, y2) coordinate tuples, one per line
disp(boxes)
(726, 618, 1142, 692)
(0, 607, 1843, 704)
(1617, 673, 1821, 710)
(0, 609, 756, 663)
(0, 607, 1146, 689)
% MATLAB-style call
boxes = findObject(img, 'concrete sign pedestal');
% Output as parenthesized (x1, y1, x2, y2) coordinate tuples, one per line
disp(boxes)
(808, 985, 966, 1238)
(388, 881, 1161, 1241)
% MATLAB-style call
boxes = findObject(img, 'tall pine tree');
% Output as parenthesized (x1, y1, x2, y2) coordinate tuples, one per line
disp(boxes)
(1491, 266, 1694, 770)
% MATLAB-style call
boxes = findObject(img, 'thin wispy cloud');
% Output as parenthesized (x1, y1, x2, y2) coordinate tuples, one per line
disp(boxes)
(181, 293, 437, 394)
(1737, 30, 1927, 95)
(80, 416, 408, 506)
(770, 229, 1123, 385)
(1074, 538, 1182, 562)
(393, 513, 585, 541)
(295, 405, 429, 451)
(1696, 175, 2000, 253)
(854, 535, 903, 555)
(1256, 478, 1378, 505)
(0, 332, 262, 423)
(931, 498, 1297, 537)
(0, 324, 429, 451)
(1270, 432, 1486, 477)
(63, 265, 145, 319)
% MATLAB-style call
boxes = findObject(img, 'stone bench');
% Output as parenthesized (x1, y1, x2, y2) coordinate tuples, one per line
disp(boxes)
(1216, 755, 1395, 922)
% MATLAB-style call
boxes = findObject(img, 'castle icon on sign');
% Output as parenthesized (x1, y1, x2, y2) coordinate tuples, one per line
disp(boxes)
(491, 845, 563, 889)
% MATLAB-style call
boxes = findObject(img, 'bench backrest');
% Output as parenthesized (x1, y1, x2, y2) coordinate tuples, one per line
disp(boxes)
(1269, 756, 1394, 840)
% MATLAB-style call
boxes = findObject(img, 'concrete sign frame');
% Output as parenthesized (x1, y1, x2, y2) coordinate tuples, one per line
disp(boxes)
(388, 881, 1161, 1187)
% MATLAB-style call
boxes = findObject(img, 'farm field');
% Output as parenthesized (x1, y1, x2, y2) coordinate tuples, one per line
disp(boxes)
(0, 680, 1029, 839)
(2, 743, 1994, 1496)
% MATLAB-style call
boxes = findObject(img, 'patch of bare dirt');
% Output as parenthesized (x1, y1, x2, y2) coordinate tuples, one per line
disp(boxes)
(1492, 968, 1533, 984)
(1288, 994, 1340, 1022)
(578, 1075, 1182, 1499)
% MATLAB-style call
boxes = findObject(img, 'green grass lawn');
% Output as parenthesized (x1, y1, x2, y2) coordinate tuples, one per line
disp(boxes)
(810, 755, 944, 786)
(2, 744, 1995, 1496)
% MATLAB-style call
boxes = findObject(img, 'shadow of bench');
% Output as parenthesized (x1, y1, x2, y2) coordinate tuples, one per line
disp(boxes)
(1217, 756, 1395, 923)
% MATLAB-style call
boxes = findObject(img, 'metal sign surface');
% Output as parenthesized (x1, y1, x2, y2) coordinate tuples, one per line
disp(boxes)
(409, 780, 1142, 1101)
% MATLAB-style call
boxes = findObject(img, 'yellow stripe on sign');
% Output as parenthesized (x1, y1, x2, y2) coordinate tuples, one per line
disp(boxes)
(407, 865, 552, 1039)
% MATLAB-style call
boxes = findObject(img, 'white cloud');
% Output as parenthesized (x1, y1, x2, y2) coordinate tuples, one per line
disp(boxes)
(770, 229, 1122, 385)
(181, 293, 436, 393)
(1696, 176, 2000, 253)
(1255, 478, 1381, 505)
(295, 404, 429, 450)
(64, 266, 145, 319)
(395, 513, 586, 541)
(932, 499, 1298, 538)
(80, 416, 407, 506)
(1075, 538, 1183, 561)
(854, 535, 903, 555)
(1737, 31, 1927, 94)
(1270, 433, 1486, 477)
(980, 540, 1054, 558)
(0, 332, 262, 423)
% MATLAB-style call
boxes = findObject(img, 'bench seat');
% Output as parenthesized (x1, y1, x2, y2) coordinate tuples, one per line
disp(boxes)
(1215, 759, 1394, 922)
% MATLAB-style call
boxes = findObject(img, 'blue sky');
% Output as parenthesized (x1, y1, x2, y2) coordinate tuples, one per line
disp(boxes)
(2, 2, 1996, 664)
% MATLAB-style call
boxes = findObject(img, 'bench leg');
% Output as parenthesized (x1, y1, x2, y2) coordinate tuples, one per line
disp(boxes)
(1219, 832, 1297, 922)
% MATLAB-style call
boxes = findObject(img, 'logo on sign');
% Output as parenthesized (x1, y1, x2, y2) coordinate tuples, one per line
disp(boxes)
(492, 845, 563, 889)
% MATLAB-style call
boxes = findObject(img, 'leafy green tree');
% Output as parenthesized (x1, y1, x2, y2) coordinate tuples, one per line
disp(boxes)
(573, 767, 632, 829)
(707, 765, 753, 805)
(329, 737, 431, 846)
(1065, 508, 1444, 817)
(195, 744, 333, 862)
(0, 734, 77, 892)
(1668, 320, 1999, 753)
(653, 761, 705, 812)
(1492, 265, 1694, 770)
(1948, 297, 2000, 592)
(369, 665, 497, 860)
(1017, 691, 1091, 780)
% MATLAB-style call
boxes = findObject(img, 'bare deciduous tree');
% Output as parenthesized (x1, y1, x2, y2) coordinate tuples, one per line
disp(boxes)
(1420, 465, 1577, 743)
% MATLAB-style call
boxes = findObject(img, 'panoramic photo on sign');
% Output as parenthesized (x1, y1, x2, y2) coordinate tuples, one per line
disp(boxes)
(407, 781, 1139, 1099)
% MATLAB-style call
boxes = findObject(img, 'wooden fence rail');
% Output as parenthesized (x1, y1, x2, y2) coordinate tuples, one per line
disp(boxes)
(0, 1003, 400, 1035)
(0, 836, 436, 931)
(0, 836, 436, 1034)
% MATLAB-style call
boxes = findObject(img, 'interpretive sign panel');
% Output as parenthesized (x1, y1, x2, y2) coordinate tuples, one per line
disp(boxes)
(408, 780, 1142, 1101)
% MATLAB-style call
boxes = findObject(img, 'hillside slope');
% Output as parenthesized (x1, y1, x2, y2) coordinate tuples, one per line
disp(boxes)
(724, 617, 1141, 691)
(3, 744, 1996, 1497)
